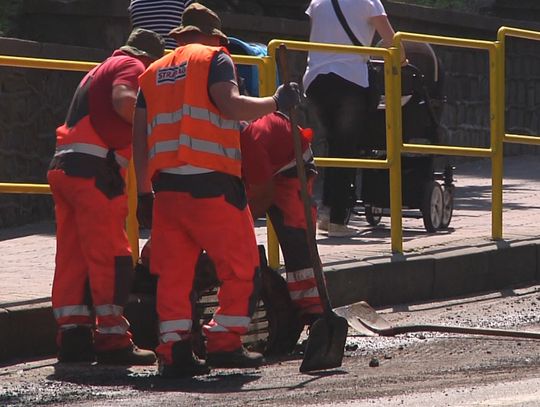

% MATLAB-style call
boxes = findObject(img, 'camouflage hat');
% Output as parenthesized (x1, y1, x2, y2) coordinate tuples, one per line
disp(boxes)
(120, 28, 165, 60)
(168, 3, 228, 45)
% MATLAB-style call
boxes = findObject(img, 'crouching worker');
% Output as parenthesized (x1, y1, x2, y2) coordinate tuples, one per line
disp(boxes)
(240, 112, 323, 335)
(47, 28, 165, 364)
(133, 3, 301, 377)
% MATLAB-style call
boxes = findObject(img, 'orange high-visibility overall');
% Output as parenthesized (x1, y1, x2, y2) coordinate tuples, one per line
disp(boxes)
(139, 44, 260, 364)
(48, 96, 134, 351)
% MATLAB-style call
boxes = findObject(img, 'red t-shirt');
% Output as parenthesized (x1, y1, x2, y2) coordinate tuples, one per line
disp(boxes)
(240, 112, 310, 185)
(76, 50, 145, 149)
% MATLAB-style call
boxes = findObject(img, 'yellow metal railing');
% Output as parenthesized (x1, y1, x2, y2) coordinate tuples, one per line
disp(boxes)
(0, 53, 271, 264)
(393, 32, 504, 240)
(1, 26, 540, 267)
(266, 39, 403, 259)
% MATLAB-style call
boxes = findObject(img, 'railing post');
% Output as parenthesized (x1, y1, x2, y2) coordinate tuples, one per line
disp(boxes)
(388, 44, 404, 254)
(126, 160, 140, 265)
(491, 41, 504, 240)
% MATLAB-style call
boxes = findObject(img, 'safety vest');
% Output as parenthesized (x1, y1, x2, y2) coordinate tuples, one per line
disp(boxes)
(139, 43, 241, 178)
(54, 116, 131, 169)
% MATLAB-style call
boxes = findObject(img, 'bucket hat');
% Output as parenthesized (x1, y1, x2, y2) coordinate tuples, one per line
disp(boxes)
(168, 3, 228, 45)
(120, 28, 165, 60)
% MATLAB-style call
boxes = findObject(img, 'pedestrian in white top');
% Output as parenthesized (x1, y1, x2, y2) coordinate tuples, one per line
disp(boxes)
(303, 0, 403, 237)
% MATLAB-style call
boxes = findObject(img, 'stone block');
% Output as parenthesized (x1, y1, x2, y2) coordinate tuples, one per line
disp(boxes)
(367, 256, 435, 307)
(0, 308, 11, 362)
(487, 242, 537, 288)
(433, 247, 491, 298)
(7, 305, 56, 360)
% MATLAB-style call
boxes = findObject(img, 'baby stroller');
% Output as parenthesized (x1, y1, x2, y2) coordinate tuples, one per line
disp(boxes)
(352, 42, 455, 232)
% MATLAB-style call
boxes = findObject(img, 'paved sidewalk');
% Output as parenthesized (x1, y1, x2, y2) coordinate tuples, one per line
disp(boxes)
(1, 154, 540, 362)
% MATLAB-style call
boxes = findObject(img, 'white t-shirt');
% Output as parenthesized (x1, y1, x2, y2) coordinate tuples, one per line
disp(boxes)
(303, 0, 386, 90)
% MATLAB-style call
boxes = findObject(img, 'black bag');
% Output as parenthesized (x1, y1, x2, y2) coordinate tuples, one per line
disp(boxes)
(331, 0, 381, 112)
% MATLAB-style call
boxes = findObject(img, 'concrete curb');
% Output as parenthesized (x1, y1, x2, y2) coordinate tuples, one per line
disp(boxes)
(2, 239, 539, 365)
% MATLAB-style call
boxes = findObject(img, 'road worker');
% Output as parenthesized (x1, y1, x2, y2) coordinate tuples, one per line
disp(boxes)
(240, 111, 323, 329)
(133, 3, 301, 377)
(47, 28, 165, 365)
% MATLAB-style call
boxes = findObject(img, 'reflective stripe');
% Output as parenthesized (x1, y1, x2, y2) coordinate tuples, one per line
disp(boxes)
(59, 323, 92, 331)
(204, 324, 229, 333)
(160, 332, 183, 343)
(286, 267, 316, 284)
(53, 305, 92, 319)
(148, 133, 241, 162)
(159, 319, 192, 333)
(290, 287, 320, 301)
(55, 143, 129, 168)
(147, 104, 239, 135)
(96, 325, 128, 335)
(274, 148, 314, 175)
(214, 314, 251, 329)
(95, 304, 123, 317)
(161, 165, 213, 175)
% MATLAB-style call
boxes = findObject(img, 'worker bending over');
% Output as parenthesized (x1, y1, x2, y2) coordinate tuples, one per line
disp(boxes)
(48, 28, 165, 365)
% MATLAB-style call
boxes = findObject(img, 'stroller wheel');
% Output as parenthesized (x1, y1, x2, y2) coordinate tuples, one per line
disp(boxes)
(439, 186, 454, 229)
(422, 181, 443, 232)
(365, 205, 383, 226)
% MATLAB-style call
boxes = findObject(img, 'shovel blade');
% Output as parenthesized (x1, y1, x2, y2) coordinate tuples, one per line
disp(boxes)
(299, 312, 348, 373)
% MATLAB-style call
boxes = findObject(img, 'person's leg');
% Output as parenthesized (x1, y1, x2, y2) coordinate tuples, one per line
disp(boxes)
(48, 170, 94, 363)
(72, 175, 155, 365)
(151, 191, 209, 377)
(183, 177, 263, 367)
(307, 73, 369, 229)
(268, 175, 323, 320)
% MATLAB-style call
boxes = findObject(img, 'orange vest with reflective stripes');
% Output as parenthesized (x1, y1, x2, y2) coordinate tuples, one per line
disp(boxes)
(55, 117, 131, 170)
(139, 43, 241, 178)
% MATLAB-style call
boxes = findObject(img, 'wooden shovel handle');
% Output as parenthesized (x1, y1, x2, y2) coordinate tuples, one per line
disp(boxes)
(276, 44, 333, 314)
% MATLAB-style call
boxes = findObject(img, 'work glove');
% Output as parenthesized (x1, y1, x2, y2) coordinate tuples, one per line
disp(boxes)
(137, 192, 154, 229)
(272, 82, 301, 113)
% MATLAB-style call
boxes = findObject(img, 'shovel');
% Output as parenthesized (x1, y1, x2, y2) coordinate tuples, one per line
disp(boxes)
(335, 301, 540, 339)
(276, 44, 348, 373)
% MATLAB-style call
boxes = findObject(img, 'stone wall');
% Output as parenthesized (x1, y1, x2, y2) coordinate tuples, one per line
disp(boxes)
(0, 0, 539, 227)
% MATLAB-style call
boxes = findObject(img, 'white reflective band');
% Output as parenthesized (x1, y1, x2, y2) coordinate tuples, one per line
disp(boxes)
(95, 304, 124, 317)
(214, 314, 251, 328)
(161, 165, 213, 175)
(159, 319, 192, 333)
(147, 104, 239, 135)
(148, 133, 241, 162)
(286, 267, 316, 283)
(59, 323, 92, 331)
(289, 287, 320, 301)
(274, 148, 314, 175)
(55, 143, 129, 168)
(160, 332, 183, 343)
(53, 305, 92, 319)
(96, 325, 129, 335)
(205, 324, 229, 333)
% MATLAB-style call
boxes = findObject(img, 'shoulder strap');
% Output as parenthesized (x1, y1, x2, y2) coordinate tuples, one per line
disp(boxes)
(331, 0, 364, 46)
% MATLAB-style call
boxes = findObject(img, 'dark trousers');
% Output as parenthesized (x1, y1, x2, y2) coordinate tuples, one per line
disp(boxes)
(306, 73, 369, 224)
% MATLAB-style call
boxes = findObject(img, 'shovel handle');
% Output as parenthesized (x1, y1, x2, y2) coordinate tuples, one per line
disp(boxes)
(371, 323, 540, 340)
(276, 44, 333, 314)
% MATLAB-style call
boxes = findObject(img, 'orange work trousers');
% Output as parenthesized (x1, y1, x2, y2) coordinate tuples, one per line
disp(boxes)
(152, 191, 260, 364)
(47, 169, 134, 351)
(267, 174, 323, 318)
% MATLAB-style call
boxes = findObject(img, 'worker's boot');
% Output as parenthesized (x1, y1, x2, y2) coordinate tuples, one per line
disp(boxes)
(159, 340, 210, 378)
(96, 344, 157, 366)
(57, 326, 95, 363)
(206, 346, 265, 368)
